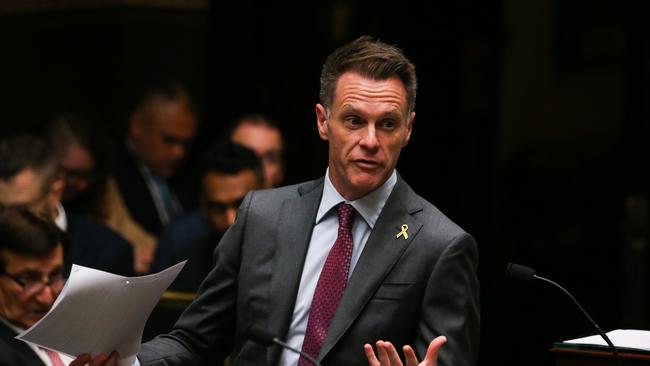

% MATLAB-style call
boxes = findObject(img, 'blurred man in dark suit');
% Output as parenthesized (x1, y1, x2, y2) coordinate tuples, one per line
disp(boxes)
(0, 135, 134, 276)
(152, 141, 263, 291)
(112, 82, 197, 237)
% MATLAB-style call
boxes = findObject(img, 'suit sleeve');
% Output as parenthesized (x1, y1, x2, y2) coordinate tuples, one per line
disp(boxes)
(417, 232, 480, 366)
(138, 192, 254, 365)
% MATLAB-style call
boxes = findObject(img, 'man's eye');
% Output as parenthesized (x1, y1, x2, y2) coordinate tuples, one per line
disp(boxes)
(345, 117, 363, 126)
(15, 275, 35, 286)
(163, 136, 184, 146)
(379, 119, 396, 129)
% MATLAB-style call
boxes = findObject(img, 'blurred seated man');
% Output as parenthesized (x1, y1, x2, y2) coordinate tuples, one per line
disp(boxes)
(152, 141, 263, 291)
(0, 135, 134, 276)
(113, 82, 197, 237)
(229, 114, 285, 188)
(0, 208, 72, 365)
(48, 113, 156, 274)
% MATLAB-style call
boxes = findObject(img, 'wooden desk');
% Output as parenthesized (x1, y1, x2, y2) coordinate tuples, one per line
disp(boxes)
(142, 291, 195, 341)
(552, 344, 650, 366)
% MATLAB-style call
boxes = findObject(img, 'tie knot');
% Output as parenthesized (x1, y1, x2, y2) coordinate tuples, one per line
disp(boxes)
(337, 203, 355, 229)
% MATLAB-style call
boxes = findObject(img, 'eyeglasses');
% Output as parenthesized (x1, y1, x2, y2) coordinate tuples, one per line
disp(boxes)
(0, 267, 65, 296)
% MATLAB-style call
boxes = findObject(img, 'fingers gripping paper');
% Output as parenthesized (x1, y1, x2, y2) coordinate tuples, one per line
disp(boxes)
(16, 261, 186, 365)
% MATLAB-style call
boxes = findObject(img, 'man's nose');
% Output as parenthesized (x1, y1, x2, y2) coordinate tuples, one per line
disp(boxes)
(171, 143, 187, 159)
(359, 125, 379, 150)
(34, 285, 56, 306)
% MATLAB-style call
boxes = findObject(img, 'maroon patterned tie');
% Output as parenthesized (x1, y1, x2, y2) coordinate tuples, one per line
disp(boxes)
(41, 347, 65, 366)
(299, 203, 355, 366)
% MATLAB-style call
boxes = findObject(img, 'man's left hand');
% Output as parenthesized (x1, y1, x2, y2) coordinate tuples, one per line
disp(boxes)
(364, 336, 447, 366)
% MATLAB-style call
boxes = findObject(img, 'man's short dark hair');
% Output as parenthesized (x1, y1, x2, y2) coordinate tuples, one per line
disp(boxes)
(47, 111, 111, 177)
(0, 208, 62, 271)
(200, 140, 264, 186)
(319, 36, 417, 115)
(133, 81, 196, 117)
(227, 113, 282, 140)
(0, 135, 58, 194)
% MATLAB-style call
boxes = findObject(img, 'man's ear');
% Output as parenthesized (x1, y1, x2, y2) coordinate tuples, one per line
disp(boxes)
(315, 104, 329, 141)
(129, 111, 144, 139)
(403, 112, 415, 147)
(49, 173, 65, 204)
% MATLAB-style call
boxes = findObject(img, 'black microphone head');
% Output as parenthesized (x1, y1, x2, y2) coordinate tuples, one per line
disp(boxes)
(506, 262, 536, 283)
(245, 323, 276, 346)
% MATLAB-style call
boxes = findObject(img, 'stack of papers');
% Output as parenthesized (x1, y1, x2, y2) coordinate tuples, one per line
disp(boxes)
(563, 329, 650, 351)
(16, 262, 186, 366)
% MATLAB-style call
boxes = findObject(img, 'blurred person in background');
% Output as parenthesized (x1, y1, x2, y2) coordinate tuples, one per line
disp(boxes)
(152, 140, 263, 291)
(0, 208, 72, 365)
(0, 134, 133, 276)
(112, 81, 197, 238)
(48, 113, 156, 274)
(229, 114, 285, 188)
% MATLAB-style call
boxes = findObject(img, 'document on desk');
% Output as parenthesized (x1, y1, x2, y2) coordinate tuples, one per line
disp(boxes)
(563, 329, 650, 351)
(16, 261, 186, 366)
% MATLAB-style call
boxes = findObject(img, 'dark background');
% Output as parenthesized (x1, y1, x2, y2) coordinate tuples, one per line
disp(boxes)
(2, 1, 649, 365)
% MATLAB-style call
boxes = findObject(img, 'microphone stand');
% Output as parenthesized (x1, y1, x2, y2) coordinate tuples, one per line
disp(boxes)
(270, 337, 321, 366)
(534, 274, 621, 365)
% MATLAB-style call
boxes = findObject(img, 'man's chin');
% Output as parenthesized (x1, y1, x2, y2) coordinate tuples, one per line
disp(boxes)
(16, 318, 40, 329)
(349, 175, 385, 195)
(153, 165, 177, 178)
(25, 310, 48, 324)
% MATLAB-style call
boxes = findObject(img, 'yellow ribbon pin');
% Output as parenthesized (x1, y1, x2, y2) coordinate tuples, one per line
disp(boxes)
(396, 224, 409, 239)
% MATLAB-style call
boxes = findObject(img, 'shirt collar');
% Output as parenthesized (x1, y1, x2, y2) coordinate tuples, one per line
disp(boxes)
(55, 203, 67, 232)
(316, 168, 397, 228)
(0, 316, 24, 334)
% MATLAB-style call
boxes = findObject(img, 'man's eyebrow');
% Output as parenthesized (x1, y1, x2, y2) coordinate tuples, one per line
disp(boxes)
(380, 109, 404, 119)
(339, 105, 404, 118)
(12, 269, 41, 277)
(339, 104, 360, 114)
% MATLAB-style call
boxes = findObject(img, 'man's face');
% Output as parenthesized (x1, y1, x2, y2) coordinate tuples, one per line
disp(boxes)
(200, 170, 261, 232)
(316, 72, 414, 200)
(0, 168, 59, 220)
(60, 143, 96, 202)
(130, 98, 196, 178)
(0, 244, 64, 329)
(231, 122, 284, 188)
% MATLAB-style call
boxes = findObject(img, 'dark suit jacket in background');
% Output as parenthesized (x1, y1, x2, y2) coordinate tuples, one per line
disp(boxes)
(152, 210, 222, 292)
(139, 176, 480, 366)
(65, 214, 134, 277)
(112, 143, 174, 236)
(0, 320, 45, 366)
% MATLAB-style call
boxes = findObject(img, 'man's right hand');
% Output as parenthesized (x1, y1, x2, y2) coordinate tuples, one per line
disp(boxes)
(69, 351, 119, 366)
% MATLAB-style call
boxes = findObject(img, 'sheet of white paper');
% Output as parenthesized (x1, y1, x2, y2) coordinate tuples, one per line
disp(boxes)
(563, 329, 650, 351)
(17, 261, 186, 365)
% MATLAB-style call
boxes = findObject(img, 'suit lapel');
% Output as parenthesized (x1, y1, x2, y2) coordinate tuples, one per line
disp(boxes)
(268, 179, 324, 365)
(0, 320, 46, 365)
(318, 177, 424, 360)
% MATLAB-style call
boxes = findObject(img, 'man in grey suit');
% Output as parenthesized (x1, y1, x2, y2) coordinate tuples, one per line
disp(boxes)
(73, 36, 479, 366)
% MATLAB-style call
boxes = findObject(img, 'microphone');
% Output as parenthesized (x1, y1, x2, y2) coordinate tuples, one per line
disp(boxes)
(506, 263, 621, 364)
(245, 324, 322, 366)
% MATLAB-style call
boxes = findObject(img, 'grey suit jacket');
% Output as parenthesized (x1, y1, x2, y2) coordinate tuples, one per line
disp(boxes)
(139, 176, 480, 366)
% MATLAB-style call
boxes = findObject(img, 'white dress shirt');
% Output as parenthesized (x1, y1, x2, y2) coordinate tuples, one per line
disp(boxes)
(54, 203, 67, 232)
